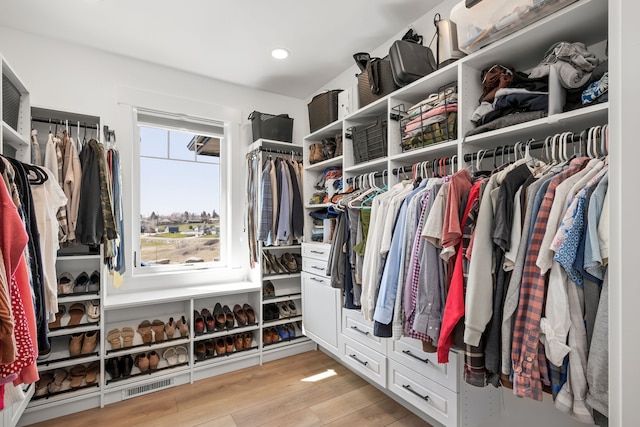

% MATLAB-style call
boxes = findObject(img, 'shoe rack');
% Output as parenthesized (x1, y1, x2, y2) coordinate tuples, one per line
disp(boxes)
(28, 246, 104, 416)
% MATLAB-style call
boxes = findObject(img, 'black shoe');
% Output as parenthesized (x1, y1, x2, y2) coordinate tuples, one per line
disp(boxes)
(106, 357, 120, 380)
(120, 355, 133, 377)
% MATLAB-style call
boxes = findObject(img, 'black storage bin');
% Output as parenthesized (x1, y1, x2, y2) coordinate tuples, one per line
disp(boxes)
(357, 57, 398, 108)
(389, 40, 436, 87)
(350, 117, 387, 164)
(307, 90, 342, 133)
(2, 76, 21, 131)
(248, 111, 294, 143)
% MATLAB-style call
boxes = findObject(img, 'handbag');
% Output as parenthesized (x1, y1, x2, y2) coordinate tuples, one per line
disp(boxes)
(322, 137, 337, 160)
(309, 143, 324, 164)
(353, 53, 398, 108)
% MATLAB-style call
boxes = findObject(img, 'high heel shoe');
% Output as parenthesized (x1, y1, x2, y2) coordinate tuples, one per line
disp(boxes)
(262, 252, 273, 275)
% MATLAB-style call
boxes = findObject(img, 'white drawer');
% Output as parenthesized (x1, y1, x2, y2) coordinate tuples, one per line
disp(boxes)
(342, 309, 386, 354)
(301, 272, 341, 353)
(388, 359, 458, 427)
(388, 336, 459, 392)
(302, 242, 331, 261)
(341, 335, 386, 388)
(302, 257, 330, 277)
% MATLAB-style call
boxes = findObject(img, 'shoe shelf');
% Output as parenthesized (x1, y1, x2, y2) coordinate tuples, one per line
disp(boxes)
(57, 289, 100, 300)
(48, 322, 100, 338)
(305, 155, 343, 172)
(260, 243, 301, 250)
(263, 293, 302, 304)
(56, 254, 101, 261)
(193, 346, 259, 364)
(262, 272, 301, 280)
(193, 323, 259, 342)
(105, 362, 190, 387)
(37, 343, 100, 370)
(28, 385, 100, 407)
(105, 337, 190, 357)
(262, 336, 311, 351)
(262, 315, 303, 328)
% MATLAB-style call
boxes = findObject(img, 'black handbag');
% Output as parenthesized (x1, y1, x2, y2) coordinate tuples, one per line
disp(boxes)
(354, 53, 398, 108)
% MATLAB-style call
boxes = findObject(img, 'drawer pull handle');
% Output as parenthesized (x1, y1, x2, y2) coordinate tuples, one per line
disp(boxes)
(311, 265, 324, 270)
(402, 350, 429, 364)
(310, 250, 325, 255)
(350, 326, 370, 336)
(349, 354, 368, 366)
(402, 384, 429, 401)
(310, 277, 325, 283)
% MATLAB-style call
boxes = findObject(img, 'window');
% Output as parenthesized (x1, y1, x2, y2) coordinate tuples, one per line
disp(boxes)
(134, 111, 227, 270)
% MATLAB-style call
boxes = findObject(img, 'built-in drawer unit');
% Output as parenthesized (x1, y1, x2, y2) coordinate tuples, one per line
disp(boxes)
(341, 335, 387, 387)
(388, 359, 458, 427)
(342, 308, 386, 354)
(388, 336, 459, 392)
(302, 242, 331, 261)
(302, 257, 330, 278)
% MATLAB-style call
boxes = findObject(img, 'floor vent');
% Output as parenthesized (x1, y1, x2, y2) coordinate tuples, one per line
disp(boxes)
(122, 378, 173, 399)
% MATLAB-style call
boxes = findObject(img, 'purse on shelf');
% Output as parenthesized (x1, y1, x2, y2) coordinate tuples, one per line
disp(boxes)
(309, 143, 324, 164)
(322, 137, 337, 159)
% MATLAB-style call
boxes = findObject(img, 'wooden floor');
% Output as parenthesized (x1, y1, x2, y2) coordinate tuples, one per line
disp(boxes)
(27, 350, 431, 427)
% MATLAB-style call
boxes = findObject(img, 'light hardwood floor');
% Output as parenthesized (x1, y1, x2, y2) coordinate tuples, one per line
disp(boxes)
(27, 350, 432, 427)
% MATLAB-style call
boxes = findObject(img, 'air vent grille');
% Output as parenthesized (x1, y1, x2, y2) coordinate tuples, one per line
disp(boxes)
(123, 378, 173, 399)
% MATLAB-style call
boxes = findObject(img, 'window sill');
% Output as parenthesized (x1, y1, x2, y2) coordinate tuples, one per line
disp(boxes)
(104, 281, 259, 310)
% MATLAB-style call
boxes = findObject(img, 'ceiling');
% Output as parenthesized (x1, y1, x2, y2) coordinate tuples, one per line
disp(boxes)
(0, 0, 440, 99)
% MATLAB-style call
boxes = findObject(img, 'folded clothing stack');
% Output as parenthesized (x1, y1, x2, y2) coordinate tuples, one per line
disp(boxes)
(470, 65, 549, 130)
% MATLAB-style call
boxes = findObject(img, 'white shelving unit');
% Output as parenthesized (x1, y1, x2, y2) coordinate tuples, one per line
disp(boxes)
(1, 54, 30, 163)
(300, 1, 608, 426)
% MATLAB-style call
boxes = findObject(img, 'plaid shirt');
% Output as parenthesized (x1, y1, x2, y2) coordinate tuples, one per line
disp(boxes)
(511, 158, 588, 400)
(257, 159, 273, 242)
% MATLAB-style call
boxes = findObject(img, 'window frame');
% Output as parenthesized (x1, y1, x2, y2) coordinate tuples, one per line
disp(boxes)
(131, 107, 230, 276)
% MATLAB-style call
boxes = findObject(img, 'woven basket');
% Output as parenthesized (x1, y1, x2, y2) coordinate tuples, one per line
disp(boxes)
(2, 77, 21, 131)
(308, 90, 342, 133)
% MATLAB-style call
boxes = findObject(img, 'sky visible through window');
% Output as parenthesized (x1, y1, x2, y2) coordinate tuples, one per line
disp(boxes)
(139, 126, 220, 218)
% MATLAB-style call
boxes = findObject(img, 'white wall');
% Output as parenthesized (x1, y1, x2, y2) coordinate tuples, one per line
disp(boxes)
(306, 0, 459, 102)
(0, 26, 308, 293)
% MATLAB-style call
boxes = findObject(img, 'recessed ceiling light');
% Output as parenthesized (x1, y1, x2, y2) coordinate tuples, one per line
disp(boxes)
(271, 48, 290, 59)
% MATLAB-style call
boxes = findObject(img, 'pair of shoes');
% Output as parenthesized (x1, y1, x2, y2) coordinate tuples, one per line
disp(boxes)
(86, 300, 100, 322)
(106, 355, 133, 379)
(135, 351, 159, 373)
(48, 305, 66, 329)
(262, 327, 281, 344)
(263, 303, 279, 321)
(194, 310, 205, 335)
(69, 363, 99, 388)
(276, 323, 296, 340)
(71, 271, 100, 293)
(214, 336, 235, 356)
(242, 304, 256, 324)
(137, 320, 153, 343)
(107, 327, 135, 349)
(200, 308, 216, 332)
(263, 250, 288, 275)
(35, 372, 54, 397)
(262, 280, 275, 298)
(195, 341, 208, 360)
(279, 253, 299, 273)
(277, 301, 297, 318)
(152, 319, 165, 342)
(233, 304, 248, 326)
(47, 368, 69, 393)
(163, 346, 189, 365)
(213, 303, 235, 329)
(69, 331, 98, 356)
(57, 272, 74, 294)
(234, 332, 254, 350)
(67, 303, 86, 326)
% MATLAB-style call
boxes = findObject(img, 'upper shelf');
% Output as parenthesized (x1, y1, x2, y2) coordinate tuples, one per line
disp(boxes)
(305, 120, 343, 141)
(461, 0, 607, 70)
(1, 121, 29, 148)
(463, 102, 608, 149)
(249, 138, 302, 153)
(306, 155, 343, 171)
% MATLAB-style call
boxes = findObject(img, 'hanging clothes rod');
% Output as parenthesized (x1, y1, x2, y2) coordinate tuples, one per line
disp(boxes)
(31, 116, 99, 130)
(463, 133, 584, 162)
(392, 158, 456, 176)
(249, 146, 303, 157)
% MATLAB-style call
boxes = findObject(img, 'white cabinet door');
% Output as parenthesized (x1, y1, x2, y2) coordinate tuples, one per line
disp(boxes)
(301, 272, 340, 354)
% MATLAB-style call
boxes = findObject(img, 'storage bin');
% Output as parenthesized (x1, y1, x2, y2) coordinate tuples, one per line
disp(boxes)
(450, 0, 578, 54)
(357, 58, 398, 108)
(308, 90, 342, 133)
(2, 76, 21, 131)
(349, 117, 387, 164)
(248, 111, 294, 143)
